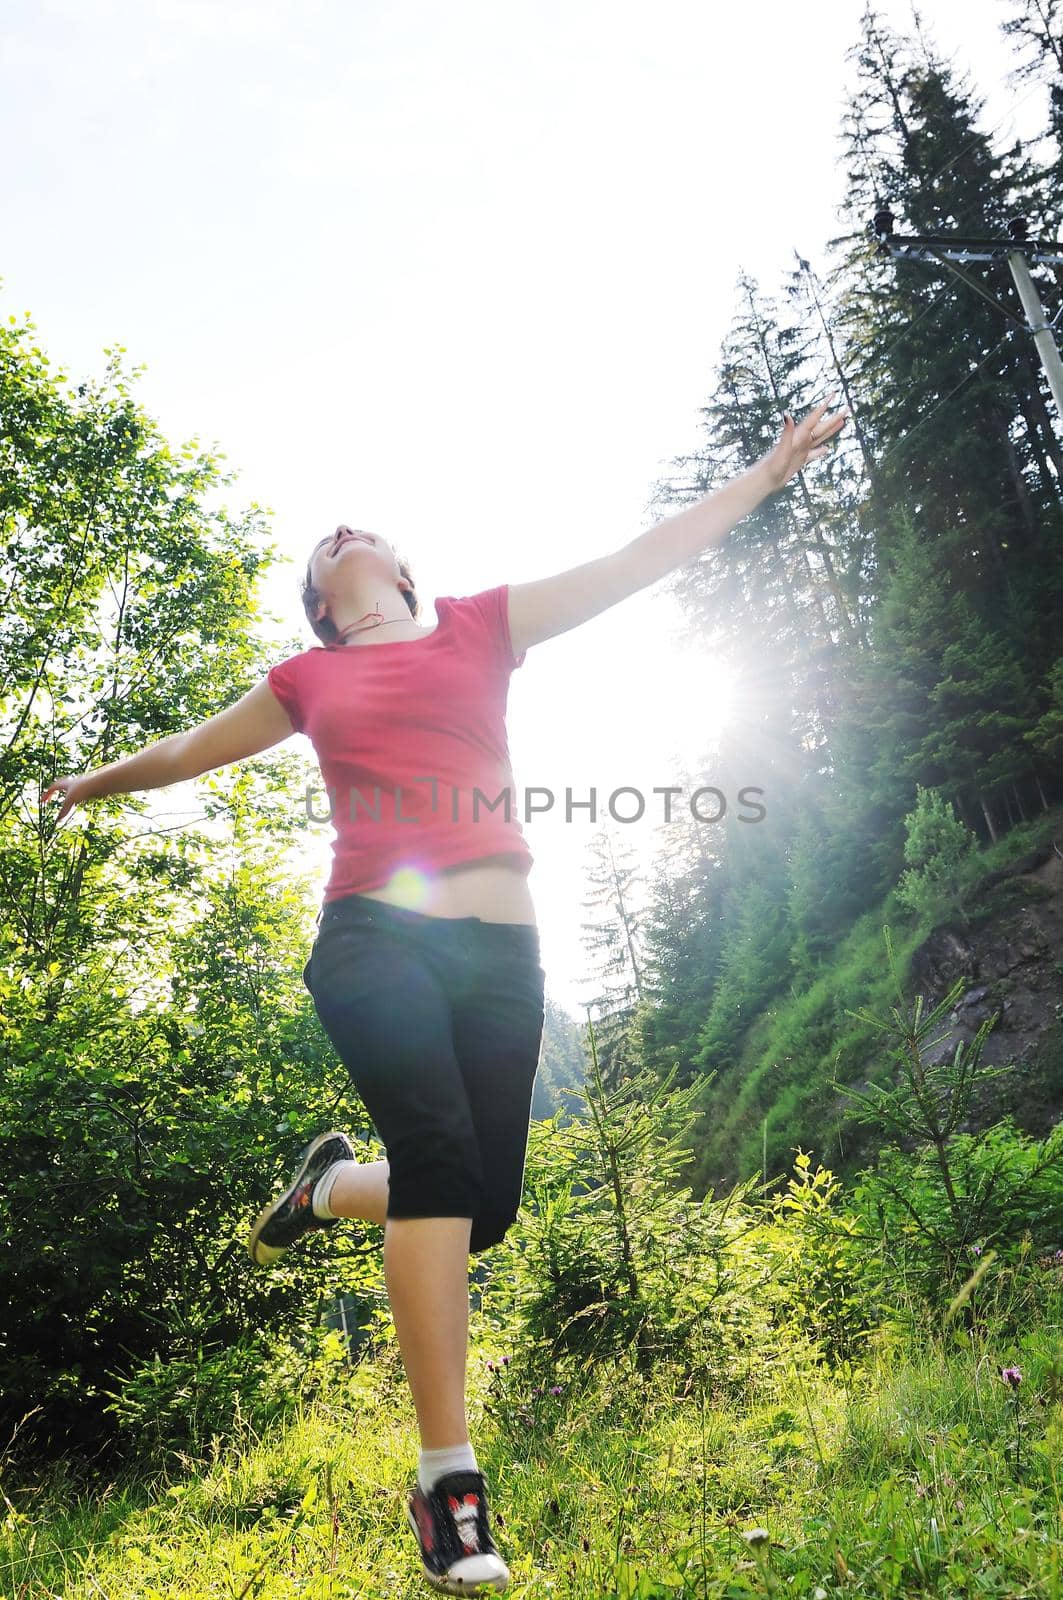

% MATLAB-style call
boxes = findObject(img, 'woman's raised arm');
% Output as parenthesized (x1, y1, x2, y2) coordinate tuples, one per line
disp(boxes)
(507, 395, 849, 658)
(41, 678, 298, 823)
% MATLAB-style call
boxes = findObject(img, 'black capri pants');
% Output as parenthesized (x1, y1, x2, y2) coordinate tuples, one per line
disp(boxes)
(303, 892, 546, 1256)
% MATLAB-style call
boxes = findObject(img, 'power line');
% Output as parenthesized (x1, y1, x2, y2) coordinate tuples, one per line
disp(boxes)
(877, 326, 1017, 472)
(794, 267, 957, 406)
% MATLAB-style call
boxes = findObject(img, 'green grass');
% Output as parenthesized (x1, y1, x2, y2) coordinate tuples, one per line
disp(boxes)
(5, 1309, 1061, 1599)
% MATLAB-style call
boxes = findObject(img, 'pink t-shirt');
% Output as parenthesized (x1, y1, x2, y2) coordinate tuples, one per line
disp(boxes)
(266, 584, 533, 904)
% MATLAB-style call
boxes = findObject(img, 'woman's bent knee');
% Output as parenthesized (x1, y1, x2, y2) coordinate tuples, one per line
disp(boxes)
(386, 1146, 483, 1226)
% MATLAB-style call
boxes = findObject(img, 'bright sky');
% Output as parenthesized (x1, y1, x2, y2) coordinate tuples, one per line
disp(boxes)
(2, 0, 1050, 1014)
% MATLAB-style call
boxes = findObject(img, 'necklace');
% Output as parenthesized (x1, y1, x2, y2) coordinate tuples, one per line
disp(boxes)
(338, 617, 414, 641)
(336, 604, 421, 644)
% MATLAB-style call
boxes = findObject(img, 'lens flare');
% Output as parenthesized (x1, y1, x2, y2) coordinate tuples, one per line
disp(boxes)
(386, 866, 433, 910)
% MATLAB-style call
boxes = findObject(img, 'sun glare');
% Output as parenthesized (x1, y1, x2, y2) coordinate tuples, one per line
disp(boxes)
(655, 644, 736, 779)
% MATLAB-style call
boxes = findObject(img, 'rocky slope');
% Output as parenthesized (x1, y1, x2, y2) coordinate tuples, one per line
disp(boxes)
(904, 837, 1063, 1139)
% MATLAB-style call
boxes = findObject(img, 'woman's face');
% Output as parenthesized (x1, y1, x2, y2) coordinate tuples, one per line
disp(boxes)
(307, 526, 410, 622)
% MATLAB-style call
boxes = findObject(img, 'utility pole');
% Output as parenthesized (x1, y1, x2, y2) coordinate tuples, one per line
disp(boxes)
(1007, 244, 1063, 423)
(868, 210, 1063, 429)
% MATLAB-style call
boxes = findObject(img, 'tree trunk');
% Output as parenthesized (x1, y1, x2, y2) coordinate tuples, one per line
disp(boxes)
(992, 407, 1042, 554)
(1032, 770, 1050, 811)
(1016, 386, 1063, 508)
(953, 791, 973, 835)
(977, 788, 998, 844)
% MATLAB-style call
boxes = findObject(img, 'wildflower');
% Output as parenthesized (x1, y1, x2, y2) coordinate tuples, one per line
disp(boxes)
(502, 1354, 511, 1364)
(741, 1528, 770, 1547)
(1001, 1365, 1022, 1388)
(487, 1361, 496, 1371)
(550, 1385, 563, 1395)
(972, 1244, 982, 1256)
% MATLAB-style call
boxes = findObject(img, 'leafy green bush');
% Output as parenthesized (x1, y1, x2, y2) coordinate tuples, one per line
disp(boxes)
(765, 1150, 888, 1367)
(0, 861, 384, 1469)
(850, 1118, 1063, 1329)
(101, 1325, 350, 1471)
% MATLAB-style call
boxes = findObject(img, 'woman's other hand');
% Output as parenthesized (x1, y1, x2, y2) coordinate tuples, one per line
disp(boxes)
(41, 773, 100, 823)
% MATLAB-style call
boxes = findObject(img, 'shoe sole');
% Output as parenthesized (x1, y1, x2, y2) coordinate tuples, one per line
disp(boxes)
(405, 1504, 509, 1594)
(247, 1130, 351, 1267)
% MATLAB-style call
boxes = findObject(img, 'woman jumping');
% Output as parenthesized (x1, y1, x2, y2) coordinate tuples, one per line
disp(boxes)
(42, 396, 847, 1593)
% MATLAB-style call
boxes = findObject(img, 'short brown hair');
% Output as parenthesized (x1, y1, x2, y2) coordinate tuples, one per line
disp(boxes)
(301, 549, 420, 645)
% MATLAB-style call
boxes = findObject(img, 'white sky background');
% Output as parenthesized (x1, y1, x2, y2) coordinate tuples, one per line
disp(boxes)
(2, 0, 1051, 1015)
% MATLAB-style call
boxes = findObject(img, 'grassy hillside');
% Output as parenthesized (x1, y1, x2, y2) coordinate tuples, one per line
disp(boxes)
(689, 808, 1063, 1197)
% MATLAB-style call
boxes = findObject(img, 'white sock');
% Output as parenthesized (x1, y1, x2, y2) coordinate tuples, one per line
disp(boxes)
(311, 1159, 352, 1219)
(418, 1442, 478, 1497)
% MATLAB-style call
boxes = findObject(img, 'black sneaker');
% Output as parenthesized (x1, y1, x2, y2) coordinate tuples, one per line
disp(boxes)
(247, 1130, 356, 1266)
(407, 1469, 510, 1593)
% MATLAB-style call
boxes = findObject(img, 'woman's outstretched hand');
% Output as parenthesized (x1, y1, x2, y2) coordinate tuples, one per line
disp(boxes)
(759, 392, 850, 492)
(41, 773, 99, 823)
